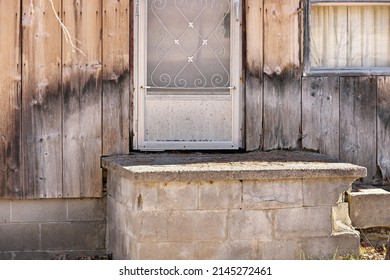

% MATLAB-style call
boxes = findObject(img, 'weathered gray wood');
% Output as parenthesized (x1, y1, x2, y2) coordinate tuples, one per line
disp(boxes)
(0, 1, 22, 198)
(102, 0, 130, 155)
(22, 0, 63, 198)
(263, 73, 301, 150)
(377, 77, 390, 182)
(62, 0, 102, 198)
(263, 0, 302, 150)
(340, 77, 377, 182)
(302, 77, 340, 159)
(245, 0, 263, 151)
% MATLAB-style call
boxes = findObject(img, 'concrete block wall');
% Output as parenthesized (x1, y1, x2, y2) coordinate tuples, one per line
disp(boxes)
(106, 171, 360, 260)
(0, 198, 106, 260)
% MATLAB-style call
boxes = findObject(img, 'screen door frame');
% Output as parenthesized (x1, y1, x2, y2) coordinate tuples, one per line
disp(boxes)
(133, 0, 243, 150)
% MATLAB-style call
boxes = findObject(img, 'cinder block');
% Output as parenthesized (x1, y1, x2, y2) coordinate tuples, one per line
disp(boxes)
(68, 198, 106, 221)
(137, 242, 198, 260)
(0, 200, 10, 223)
(107, 224, 126, 260)
(199, 180, 242, 210)
(0, 252, 13, 260)
(138, 211, 170, 242)
(332, 203, 357, 234)
(167, 211, 228, 241)
(40, 221, 105, 250)
(11, 199, 67, 222)
(0, 223, 40, 251)
(125, 209, 140, 239)
(229, 210, 273, 240)
(302, 178, 353, 206)
(137, 181, 198, 211)
(138, 210, 228, 242)
(298, 233, 360, 260)
(348, 190, 390, 228)
(133, 210, 229, 243)
(115, 201, 128, 232)
(107, 196, 117, 228)
(199, 240, 258, 260)
(275, 207, 332, 238)
(107, 196, 128, 232)
(259, 240, 300, 260)
(123, 233, 137, 260)
(108, 172, 136, 207)
(242, 179, 303, 210)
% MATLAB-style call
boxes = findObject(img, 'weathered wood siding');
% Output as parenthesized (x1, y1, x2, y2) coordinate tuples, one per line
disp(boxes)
(62, 0, 102, 198)
(302, 77, 340, 159)
(263, 0, 302, 150)
(22, 0, 63, 198)
(1, 0, 389, 199)
(0, 1, 22, 197)
(245, 0, 263, 150)
(246, 0, 389, 183)
(0, 0, 132, 199)
(377, 77, 390, 182)
(340, 77, 377, 182)
(102, 0, 130, 155)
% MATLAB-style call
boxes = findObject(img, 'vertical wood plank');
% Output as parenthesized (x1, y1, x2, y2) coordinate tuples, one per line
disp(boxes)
(62, 0, 102, 198)
(22, 0, 63, 198)
(263, 0, 302, 150)
(377, 77, 390, 182)
(302, 77, 340, 159)
(245, 0, 263, 151)
(264, 0, 300, 74)
(0, 1, 22, 198)
(102, 0, 130, 155)
(340, 77, 377, 182)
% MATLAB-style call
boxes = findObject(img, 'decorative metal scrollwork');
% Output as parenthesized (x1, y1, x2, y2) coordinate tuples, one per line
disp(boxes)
(148, 0, 231, 89)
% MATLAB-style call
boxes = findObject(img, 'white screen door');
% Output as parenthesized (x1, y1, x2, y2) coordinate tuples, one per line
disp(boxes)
(135, 0, 241, 150)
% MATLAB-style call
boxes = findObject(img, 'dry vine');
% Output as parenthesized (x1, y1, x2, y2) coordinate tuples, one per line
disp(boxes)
(48, 0, 86, 56)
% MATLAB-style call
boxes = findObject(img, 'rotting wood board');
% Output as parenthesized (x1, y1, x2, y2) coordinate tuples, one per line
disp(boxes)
(102, 0, 130, 155)
(245, 0, 263, 151)
(263, 0, 302, 150)
(62, 0, 102, 198)
(340, 77, 377, 182)
(22, 0, 63, 198)
(0, 1, 22, 198)
(377, 77, 390, 182)
(302, 77, 340, 159)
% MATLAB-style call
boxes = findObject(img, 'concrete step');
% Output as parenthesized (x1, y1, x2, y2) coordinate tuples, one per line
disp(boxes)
(348, 183, 390, 229)
(103, 150, 366, 260)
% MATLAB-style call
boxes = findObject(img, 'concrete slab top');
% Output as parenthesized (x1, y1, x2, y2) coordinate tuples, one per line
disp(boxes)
(351, 184, 390, 196)
(102, 150, 367, 182)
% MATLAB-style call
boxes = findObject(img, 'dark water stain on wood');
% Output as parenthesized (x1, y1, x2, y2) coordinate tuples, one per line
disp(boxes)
(103, 70, 130, 155)
(263, 65, 302, 150)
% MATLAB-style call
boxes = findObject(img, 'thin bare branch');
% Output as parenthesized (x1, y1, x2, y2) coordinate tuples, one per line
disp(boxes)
(48, 0, 86, 56)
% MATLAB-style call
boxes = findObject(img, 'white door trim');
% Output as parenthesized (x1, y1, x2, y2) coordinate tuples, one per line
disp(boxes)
(133, 0, 242, 150)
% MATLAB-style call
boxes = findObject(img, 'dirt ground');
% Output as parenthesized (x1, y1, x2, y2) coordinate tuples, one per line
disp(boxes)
(353, 227, 390, 260)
